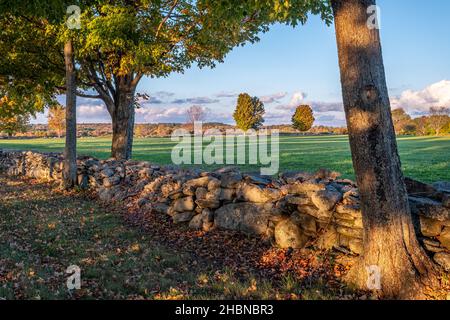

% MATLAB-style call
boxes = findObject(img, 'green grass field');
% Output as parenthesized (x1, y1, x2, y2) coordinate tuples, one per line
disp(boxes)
(1, 135, 449, 182)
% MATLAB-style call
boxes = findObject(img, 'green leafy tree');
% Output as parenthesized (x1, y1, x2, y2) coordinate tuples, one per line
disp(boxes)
(233, 93, 265, 131)
(1, 1, 268, 160)
(292, 105, 315, 132)
(0, 0, 84, 188)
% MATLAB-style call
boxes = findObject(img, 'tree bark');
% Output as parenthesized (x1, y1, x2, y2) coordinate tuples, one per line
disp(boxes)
(110, 88, 135, 160)
(331, 0, 438, 298)
(63, 40, 77, 189)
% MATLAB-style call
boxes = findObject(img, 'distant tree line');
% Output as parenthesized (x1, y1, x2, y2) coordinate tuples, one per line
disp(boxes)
(392, 107, 450, 136)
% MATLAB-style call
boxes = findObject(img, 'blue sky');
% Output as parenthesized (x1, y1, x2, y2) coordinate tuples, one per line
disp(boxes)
(35, 0, 450, 126)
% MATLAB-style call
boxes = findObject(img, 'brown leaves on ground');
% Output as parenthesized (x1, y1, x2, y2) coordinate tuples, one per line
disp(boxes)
(0, 175, 408, 300)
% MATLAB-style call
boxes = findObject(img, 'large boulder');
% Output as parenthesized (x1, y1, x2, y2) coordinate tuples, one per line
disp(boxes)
(214, 203, 272, 235)
(274, 218, 309, 249)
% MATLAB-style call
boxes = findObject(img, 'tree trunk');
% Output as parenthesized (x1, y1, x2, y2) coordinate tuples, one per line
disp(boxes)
(111, 88, 135, 160)
(331, 0, 438, 298)
(63, 40, 77, 189)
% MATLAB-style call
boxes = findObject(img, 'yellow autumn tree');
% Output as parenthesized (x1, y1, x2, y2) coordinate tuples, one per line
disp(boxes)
(48, 105, 66, 138)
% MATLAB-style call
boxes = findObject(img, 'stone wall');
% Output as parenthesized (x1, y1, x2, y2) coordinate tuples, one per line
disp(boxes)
(1, 149, 449, 271)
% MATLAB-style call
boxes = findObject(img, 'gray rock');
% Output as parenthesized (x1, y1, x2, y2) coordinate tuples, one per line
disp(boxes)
(433, 252, 450, 271)
(316, 225, 339, 250)
(201, 208, 215, 223)
(405, 177, 436, 195)
(137, 198, 149, 207)
(244, 175, 272, 186)
(182, 185, 196, 196)
(220, 172, 243, 188)
(280, 171, 313, 184)
(275, 219, 309, 249)
(173, 211, 195, 224)
(98, 187, 116, 202)
(219, 188, 235, 201)
(196, 199, 220, 209)
(153, 203, 170, 215)
(285, 194, 310, 206)
(173, 197, 195, 212)
(239, 184, 273, 203)
(185, 176, 211, 188)
(298, 205, 333, 221)
(287, 180, 326, 194)
(311, 187, 342, 211)
(195, 187, 208, 200)
(207, 178, 221, 191)
(292, 212, 317, 236)
(78, 174, 89, 190)
(103, 176, 121, 188)
(409, 196, 450, 221)
(432, 181, 450, 193)
(205, 188, 221, 202)
(100, 168, 115, 178)
(189, 214, 203, 229)
(443, 194, 450, 208)
(214, 203, 271, 235)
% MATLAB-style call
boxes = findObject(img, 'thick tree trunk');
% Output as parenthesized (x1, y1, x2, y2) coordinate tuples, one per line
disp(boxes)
(63, 40, 77, 189)
(331, 0, 438, 298)
(111, 88, 135, 160)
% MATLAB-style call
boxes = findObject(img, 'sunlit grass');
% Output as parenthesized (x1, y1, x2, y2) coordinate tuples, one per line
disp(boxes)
(1, 135, 449, 182)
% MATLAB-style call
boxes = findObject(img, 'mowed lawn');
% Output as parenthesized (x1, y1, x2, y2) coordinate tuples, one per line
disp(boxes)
(0, 135, 449, 182)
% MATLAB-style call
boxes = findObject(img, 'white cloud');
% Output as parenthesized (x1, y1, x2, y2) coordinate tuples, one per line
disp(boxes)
(260, 92, 288, 104)
(391, 80, 450, 115)
(136, 107, 187, 123)
(77, 104, 110, 122)
(289, 91, 307, 106)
